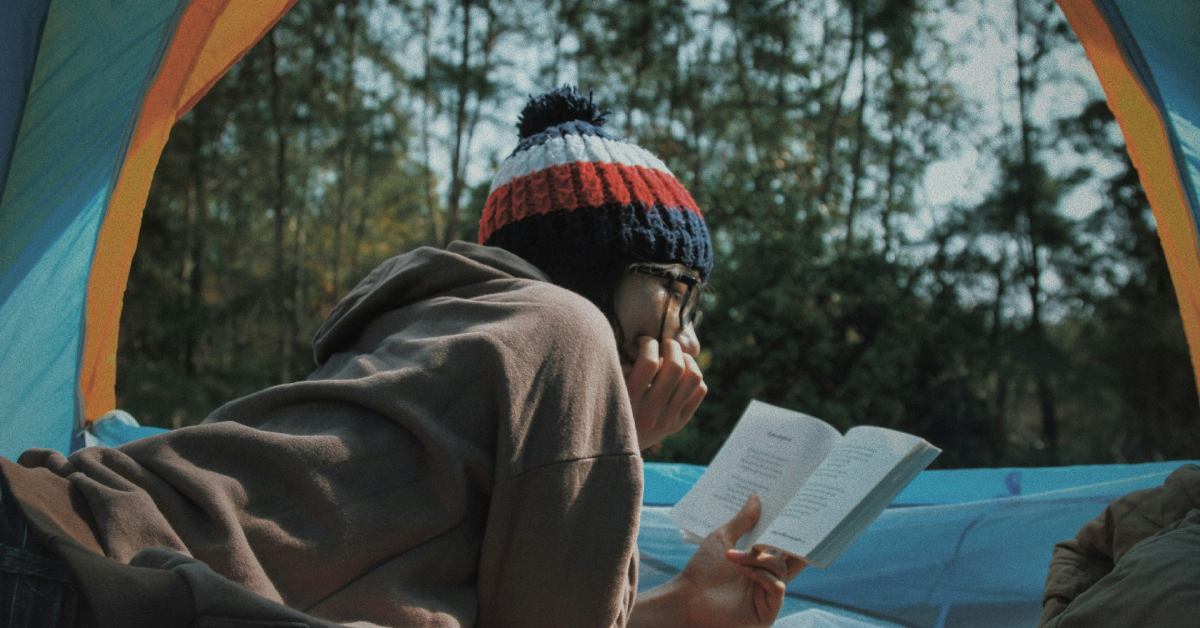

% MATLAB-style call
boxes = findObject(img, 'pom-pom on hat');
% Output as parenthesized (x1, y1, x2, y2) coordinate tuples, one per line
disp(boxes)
(478, 86, 712, 308)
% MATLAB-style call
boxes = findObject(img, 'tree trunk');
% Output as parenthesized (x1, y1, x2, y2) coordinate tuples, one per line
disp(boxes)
(184, 117, 208, 377)
(332, 8, 360, 295)
(420, 0, 441, 244)
(267, 30, 292, 384)
(817, 0, 860, 209)
(988, 253, 1010, 461)
(882, 120, 898, 257)
(880, 53, 907, 259)
(545, 0, 564, 84)
(1014, 0, 1057, 462)
(443, 0, 474, 246)
(844, 11, 868, 251)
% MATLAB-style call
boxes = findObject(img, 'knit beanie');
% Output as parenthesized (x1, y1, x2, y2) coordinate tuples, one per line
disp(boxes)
(478, 87, 712, 309)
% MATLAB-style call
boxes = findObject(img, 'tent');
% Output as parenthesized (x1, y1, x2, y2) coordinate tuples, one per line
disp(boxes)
(1, 1, 1197, 626)
(0, 0, 295, 457)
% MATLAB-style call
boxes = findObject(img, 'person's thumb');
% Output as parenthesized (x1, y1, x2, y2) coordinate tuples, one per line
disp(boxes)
(720, 493, 762, 545)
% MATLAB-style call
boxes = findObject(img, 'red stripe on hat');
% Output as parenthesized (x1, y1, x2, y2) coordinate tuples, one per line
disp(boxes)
(676, 177, 702, 213)
(480, 161, 701, 241)
(622, 165, 654, 206)
(647, 168, 681, 209)
(576, 161, 606, 208)
(549, 161, 578, 212)
(508, 176, 526, 227)
(599, 161, 631, 206)
(527, 169, 553, 216)
(479, 187, 497, 242)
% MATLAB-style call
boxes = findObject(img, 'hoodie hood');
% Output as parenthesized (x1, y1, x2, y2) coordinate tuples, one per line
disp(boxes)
(312, 241, 549, 365)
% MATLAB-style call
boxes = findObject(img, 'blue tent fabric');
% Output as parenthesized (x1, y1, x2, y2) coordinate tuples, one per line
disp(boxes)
(85, 410, 168, 447)
(0, 0, 49, 197)
(0, 1, 187, 458)
(640, 460, 1196, 627)
(82, 422, 1193, 626)
(1104, 0, 1200, 217)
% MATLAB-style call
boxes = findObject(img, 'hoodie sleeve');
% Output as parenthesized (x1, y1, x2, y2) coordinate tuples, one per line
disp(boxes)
(474, 284, 643, 627)
(476, 456, 642, 628)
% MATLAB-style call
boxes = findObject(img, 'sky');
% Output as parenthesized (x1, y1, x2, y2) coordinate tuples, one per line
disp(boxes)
(922, 1, 1118, 217)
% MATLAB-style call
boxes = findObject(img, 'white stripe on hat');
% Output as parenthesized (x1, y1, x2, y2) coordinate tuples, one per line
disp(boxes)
(488, 133, 676, 192)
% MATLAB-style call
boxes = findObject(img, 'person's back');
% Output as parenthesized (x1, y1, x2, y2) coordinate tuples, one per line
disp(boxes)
(6, 242, 642, 626)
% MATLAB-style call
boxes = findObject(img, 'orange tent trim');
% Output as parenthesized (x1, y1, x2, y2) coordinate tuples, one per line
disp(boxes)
(1059, 0, 1200, 393)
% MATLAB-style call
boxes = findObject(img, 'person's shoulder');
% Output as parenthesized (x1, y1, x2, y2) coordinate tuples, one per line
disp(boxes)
(479, 279, 620, 377)
(501, 279, 613, 343)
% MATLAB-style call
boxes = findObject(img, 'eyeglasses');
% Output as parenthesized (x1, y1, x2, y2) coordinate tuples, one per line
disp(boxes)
(626, 263, 707, 333)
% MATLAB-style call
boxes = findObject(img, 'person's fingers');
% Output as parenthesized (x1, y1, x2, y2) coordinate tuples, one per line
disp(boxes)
(729, 547, 807, 582)
(625, 337, 659, 401)
(725, 547, 783, 577)
(736, 565, 786, 596)
(661, 384, 699, 437)
(626, 338, 706, 447)
(726, 547, 773, 567)
(784, 556, 808, 580)
(718, 493, 762, 546)
(640, 340, 683, 435)
(737, 564, 786, 623)
(725, 548, 757, 570)
(755, 550, 791, 580)
(663, 353, 703, 425)
(681, 382, 707, 421)
(645, 338, 684, 411)
(741, 565, 786, 624)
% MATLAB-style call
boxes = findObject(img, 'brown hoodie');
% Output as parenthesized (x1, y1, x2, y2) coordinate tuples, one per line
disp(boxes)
(2, 242, 642, 627)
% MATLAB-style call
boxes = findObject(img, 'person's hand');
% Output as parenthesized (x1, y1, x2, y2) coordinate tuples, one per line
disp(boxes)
(674, 494, 806, 627)
(622, 335, 706, 450)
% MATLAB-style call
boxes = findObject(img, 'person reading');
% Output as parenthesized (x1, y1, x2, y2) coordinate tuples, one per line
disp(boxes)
(0, 87, 803, 628)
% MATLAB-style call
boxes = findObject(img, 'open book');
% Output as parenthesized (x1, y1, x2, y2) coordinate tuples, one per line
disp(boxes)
(671, 400, 940, 568)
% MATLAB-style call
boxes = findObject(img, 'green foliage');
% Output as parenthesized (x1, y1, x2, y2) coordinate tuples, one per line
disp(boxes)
(120, 0, 1198, 465)
(120, 0, 430, 426)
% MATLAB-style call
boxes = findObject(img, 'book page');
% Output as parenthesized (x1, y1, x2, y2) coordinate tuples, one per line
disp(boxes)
(671, 400, 843, 547)
(801, 441, 940, 567)
(758, 425, 925, 559)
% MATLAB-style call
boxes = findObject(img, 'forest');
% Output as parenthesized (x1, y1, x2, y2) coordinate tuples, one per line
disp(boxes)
(117, 0, 1200, 468)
